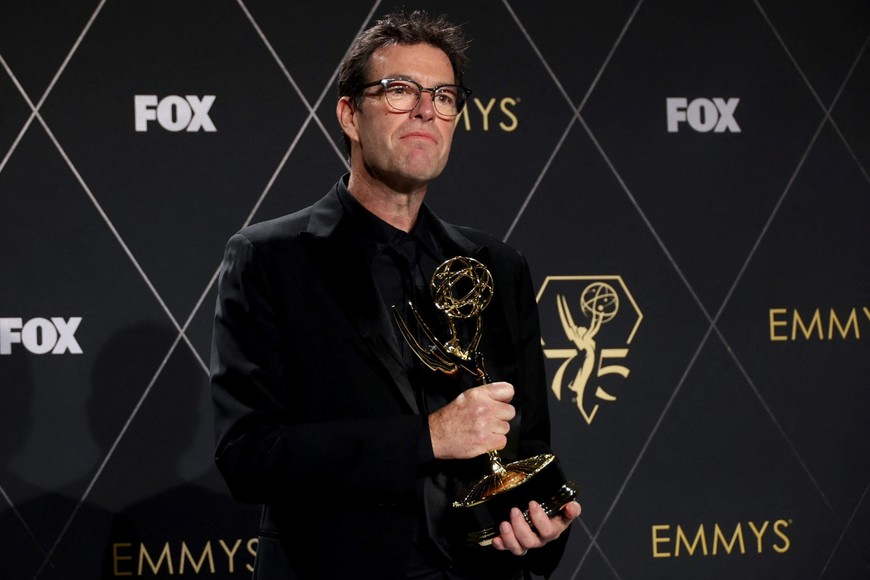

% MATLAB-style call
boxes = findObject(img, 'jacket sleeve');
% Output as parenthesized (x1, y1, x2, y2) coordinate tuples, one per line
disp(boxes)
(209, 233, 428, 506)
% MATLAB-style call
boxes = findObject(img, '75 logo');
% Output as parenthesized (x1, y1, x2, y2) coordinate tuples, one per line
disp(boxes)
(537, 276, 642, 424)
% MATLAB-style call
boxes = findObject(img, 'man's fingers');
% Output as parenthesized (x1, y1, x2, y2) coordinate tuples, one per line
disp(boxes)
(497, 508, 536, 555)
(509, 505, 542, 548)
(484, 381, 514, 402)
(494, 401, 516, 424)
(560, 500, 582, 521)
(429, 382, 518, 459)
(492, 500, 582, 555)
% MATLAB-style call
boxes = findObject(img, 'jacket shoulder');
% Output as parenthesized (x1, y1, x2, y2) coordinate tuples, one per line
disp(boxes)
(451, 224, 525, 264)
(234, 208, 311, 246)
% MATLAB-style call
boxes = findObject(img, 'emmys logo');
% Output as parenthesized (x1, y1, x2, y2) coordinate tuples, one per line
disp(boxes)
(112, 538, 257, 576)
(769, 307, 869, 341)
(455, 97, 519, 132)
(537, 277, 642, 424)
(651, 518, 792, 558)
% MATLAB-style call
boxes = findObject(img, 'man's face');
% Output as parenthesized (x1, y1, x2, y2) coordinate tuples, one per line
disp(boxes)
(345, 43, 458, 192)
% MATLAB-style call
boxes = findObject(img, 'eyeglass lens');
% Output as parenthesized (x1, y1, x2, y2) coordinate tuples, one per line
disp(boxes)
(381, 80, 464, 116)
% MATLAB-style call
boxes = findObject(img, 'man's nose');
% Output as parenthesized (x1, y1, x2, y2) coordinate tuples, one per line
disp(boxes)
(412, 90, 437, 119)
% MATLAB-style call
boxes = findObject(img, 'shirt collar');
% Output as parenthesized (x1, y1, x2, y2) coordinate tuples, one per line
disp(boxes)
(337, 177, 442, 263)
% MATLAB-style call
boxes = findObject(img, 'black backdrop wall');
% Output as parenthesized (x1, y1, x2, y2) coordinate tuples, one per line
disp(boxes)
(1, 1, 869, 579)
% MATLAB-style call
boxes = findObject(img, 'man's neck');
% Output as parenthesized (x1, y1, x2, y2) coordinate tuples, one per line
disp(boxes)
(346, 171, 427, 233)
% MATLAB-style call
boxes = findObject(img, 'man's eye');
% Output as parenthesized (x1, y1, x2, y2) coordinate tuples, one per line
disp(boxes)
(387, 83, 413, 95)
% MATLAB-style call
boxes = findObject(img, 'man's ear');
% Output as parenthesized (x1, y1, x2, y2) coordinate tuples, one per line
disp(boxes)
(337, 96, 359, 144)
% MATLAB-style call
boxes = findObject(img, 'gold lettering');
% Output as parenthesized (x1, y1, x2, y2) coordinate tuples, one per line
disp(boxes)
(712, 523, 745, 555)
(652, 525, 671, 558)
(829, 308, 860, 339)
(769, 308, 788, 341)
(792, 309, 823, 340)
(455, 98, 519, 132)
(455, 106, 471, 131)
(675, 524, 708, 557)
(499, 98, 519, 132)
(179, 540, 215, 574)
(773, 519, 791, 553)
(474, 98, 496, 131)
(112, 543, 133, 576)
(864, 307, 870, 323)
(651, 520, 791, 559)
(219, 539, 242, 574)
(246, 538, 258, 573)
(139, 543, 173, 575)
(747, 520, 769, 553)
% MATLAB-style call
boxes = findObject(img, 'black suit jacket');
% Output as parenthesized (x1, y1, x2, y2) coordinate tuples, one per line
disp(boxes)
(210, 179, 567, 579)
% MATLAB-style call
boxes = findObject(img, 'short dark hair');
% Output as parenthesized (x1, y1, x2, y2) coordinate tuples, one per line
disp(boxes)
(337, 10, 470, 156)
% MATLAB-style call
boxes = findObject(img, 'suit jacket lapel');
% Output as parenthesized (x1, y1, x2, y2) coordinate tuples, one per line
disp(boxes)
(426, 211, 480, 259)
(301, 188, 419, 414)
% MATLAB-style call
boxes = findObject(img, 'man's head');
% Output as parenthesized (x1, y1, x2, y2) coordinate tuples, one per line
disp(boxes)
(336, 11, 470, 162)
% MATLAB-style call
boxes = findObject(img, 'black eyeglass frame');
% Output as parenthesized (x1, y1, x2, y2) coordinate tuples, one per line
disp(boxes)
(357, 78, 473, 117)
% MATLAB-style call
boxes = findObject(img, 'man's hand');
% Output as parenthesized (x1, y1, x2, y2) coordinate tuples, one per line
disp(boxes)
(428, 382, 516, 460)
(492, 500, 582, 556)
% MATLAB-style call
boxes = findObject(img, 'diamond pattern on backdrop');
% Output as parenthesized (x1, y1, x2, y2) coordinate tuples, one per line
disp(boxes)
(0, 1, 868, 578)
(39, 0, 314, 323)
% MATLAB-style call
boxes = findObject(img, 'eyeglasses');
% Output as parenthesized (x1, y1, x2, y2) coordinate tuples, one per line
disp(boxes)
(358, 78, 472, 117)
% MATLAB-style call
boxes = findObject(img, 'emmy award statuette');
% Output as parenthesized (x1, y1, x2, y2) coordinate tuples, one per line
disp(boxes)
(392, 256, 579, 546)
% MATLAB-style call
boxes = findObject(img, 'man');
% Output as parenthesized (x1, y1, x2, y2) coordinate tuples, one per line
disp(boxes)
(210, 11, 580, 579)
